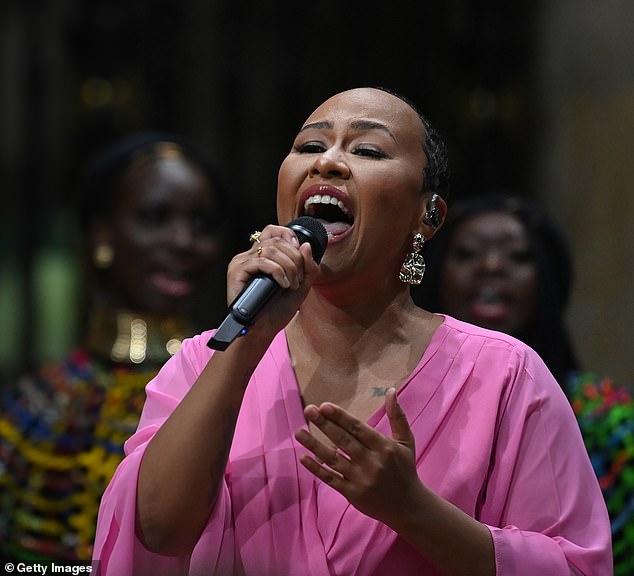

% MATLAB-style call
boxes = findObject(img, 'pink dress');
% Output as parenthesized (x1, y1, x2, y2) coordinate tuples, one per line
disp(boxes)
(93, 316, 612, 575)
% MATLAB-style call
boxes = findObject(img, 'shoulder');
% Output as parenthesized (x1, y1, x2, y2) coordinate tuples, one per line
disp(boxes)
(154, 329, 286, 388)
(177, 330, 285, 361)
(434, 315, 560, 397)
(437, 315, 538, 362)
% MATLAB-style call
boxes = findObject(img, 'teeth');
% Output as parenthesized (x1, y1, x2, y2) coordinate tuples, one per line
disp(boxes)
(304, 194, 351, 217)
(478, 287, 501, 303)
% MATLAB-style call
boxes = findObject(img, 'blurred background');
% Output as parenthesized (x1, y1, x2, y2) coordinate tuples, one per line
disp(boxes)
(0, 0, 632, 389)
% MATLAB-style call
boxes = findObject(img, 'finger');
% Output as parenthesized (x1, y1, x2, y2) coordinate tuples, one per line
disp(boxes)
(260, 232, 319, 287)
(294, 428, 351, 475)
(298, 453, 344, 489)
(258, 224, 300, 245)
(258, 239, 306, 288)
(385, 388, 415, 449)
(245, 224, 319, 291)
(305, 403, 375, 456)
(228, 252, 291, 291)
(239, 235, 306, 289)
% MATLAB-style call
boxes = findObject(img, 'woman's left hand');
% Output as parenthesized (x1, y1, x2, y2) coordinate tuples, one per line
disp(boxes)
(295, 388, 421, 527)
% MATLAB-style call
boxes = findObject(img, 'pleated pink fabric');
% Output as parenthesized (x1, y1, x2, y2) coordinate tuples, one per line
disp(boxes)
(93, 316, 612, 575)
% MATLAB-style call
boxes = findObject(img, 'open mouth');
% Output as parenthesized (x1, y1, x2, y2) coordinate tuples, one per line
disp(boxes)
(469, 287, 510, 323)
(302, 192, 354, 239)
(150, 271, 193, 298)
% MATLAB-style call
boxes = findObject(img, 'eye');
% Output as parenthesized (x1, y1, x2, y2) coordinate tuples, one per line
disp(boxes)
(295, 141, 326, 154)
(452, 246, 479, 262)
(352, 146, 387, 159)
(189, 213, 220, 236)
(137, 205, 169, 228)
(509, 249, 533, 264)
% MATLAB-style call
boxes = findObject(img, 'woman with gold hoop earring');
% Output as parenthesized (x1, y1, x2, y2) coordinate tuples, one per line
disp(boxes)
(0, 132, 232, 563)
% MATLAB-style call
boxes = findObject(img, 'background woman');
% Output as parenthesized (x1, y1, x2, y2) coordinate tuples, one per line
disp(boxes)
(411, 193, 578, 386)
(0, 132, 229, 563)
(412, 192, 632, 574)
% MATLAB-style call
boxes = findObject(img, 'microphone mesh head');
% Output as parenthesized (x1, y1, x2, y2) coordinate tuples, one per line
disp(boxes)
(286, 216, 328, 263)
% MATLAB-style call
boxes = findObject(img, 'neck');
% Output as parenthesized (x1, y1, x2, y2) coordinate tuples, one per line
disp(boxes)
(287, 287, 429, 363)
(85, 304, 195, 365)
(286, 287, 441, 415)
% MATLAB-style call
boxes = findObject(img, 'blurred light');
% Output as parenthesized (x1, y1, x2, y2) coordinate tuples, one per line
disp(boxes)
(80, 77, 114, 108)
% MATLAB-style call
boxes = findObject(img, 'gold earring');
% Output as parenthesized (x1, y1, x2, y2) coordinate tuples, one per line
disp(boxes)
(94, 244, 114, 269)
(399, 233, 425, 285)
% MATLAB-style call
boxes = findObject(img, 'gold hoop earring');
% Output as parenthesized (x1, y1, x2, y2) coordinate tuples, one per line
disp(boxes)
(94, 244, 114, 269)
(399, 233, 425, 285)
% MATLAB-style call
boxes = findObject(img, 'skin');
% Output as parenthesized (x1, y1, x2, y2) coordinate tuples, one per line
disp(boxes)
(93, 155, 221, 314)
(136, 88, 495, 576)
(439, 211, 537, 337)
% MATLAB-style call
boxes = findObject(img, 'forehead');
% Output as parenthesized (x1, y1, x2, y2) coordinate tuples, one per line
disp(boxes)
(457, 211, 529, 242)
(304, 88, 425, 146)
(118, 156, 213, 206)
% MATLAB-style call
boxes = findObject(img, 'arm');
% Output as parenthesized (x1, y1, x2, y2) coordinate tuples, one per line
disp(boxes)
(136, 226, 319, 555)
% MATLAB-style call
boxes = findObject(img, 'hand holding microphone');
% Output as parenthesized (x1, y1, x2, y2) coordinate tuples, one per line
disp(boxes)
(208, 216, 328, 350)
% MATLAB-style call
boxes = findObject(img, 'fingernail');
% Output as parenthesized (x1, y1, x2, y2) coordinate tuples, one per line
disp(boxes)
(305, 406, 320, 422)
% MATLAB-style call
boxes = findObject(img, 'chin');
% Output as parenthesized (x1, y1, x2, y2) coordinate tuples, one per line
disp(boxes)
(134, 293, 187, 316)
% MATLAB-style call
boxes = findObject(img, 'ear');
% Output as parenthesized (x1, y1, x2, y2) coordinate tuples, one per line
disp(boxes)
(91, 218, 114, 252)
(419, 193, 447, 240)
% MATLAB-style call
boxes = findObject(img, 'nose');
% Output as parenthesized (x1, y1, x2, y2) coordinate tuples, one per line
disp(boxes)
(309, 148, 350, 179)
(478, 249, 507, 274)
(170, 218, 195, 249)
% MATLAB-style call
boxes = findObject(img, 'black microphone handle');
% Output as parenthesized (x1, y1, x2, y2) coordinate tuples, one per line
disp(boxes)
(228, 275, 279, 324)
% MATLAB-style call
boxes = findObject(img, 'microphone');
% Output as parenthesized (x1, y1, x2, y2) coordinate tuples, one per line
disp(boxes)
(207, 216, 328, 351)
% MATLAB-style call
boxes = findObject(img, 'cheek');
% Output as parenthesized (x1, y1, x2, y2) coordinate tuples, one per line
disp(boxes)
(110, 225, 156, 287)
(276, 158, 305, 220)
(193, 237, 221, 267)
(442, 261, 474, 291)
(513, 269, 538, 307)
(112, 224, 147, 258)
(439, 263, 472, 311)
(113, 233, 146, 265)
(108, 244, 148, 305)
(378, 171, 423, 215)
(513, 266, 537, 291)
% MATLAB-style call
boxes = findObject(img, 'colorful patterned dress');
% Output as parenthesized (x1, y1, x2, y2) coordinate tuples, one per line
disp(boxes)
(0, 310, 192, 563)
(570, 372, 634, 576)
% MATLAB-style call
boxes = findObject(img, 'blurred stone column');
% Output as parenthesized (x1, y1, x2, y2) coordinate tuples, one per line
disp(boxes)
(533, 0, 634, 388)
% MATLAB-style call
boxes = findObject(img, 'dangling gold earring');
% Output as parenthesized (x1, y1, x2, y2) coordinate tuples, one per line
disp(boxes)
(399, 233, 425, 285)
(94, 244, 114, 269)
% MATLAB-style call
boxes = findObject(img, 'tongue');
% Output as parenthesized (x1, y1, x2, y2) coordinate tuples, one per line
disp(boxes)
(317, 219, 351, 236)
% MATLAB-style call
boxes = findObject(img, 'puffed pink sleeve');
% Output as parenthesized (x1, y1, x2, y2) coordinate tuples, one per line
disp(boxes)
(482, 348, 612, 575)
(92, 332, 237, 576)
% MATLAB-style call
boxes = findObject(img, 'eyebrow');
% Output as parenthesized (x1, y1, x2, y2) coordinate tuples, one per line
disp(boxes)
(299, 120, 396, 141)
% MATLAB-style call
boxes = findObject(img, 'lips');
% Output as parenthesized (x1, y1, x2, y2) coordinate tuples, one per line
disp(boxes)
(300, 185, 354, 241)
(150, 271, 194, 298)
